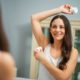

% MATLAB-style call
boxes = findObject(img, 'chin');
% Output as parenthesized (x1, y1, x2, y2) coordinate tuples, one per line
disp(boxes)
(54, 37, 63, 41)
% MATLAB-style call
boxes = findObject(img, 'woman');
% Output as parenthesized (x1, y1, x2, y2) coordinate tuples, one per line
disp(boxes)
(31, 4, 78, 80)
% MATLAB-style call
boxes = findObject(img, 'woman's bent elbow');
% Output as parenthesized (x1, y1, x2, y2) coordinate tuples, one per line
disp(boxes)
(31, 15, 37, 24)
(31, 15, 37, 21)
(31, 15, 34, 22)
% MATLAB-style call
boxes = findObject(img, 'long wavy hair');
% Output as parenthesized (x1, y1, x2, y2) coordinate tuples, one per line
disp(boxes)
(0, 7, 9, 52)
(49, 15, 72, 70)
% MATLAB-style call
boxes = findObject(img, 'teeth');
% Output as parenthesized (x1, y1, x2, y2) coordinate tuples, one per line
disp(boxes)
(55, 32, 61, 35)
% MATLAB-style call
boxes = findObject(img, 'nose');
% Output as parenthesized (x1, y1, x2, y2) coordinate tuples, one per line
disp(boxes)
(56, 26, 60, 31)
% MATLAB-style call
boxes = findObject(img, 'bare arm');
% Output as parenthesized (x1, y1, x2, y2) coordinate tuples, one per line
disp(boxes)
(31, 8, 61, 48)
(35, 48, 78, 80)
(31, 4, 72, 48)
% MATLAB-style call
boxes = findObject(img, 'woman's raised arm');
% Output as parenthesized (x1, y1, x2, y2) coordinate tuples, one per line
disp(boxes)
(31, 4, 72, 48)
(31, 6, 63, 48)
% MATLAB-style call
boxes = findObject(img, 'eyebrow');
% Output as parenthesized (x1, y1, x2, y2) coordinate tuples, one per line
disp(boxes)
(52, 24, 65, 27)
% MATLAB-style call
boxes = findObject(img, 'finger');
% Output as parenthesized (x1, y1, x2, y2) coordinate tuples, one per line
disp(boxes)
(65, 11, 73, 14)
(34, 53, 40, 60)
(64, 4, 72, 9)
(34, 51, 38, 58)
(34, 49, 39, 53)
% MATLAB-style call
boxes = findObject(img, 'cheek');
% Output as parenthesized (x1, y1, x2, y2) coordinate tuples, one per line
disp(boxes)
(63, 29, 65, 35)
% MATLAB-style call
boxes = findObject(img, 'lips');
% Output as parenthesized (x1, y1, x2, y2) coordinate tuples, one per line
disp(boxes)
(54, 32, 63, 36)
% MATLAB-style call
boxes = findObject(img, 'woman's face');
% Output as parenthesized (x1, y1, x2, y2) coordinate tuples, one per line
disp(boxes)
(50, 18, 65, 41)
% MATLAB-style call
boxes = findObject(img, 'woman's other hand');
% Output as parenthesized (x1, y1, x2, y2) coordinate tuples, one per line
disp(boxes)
(34, 47, 46, 62)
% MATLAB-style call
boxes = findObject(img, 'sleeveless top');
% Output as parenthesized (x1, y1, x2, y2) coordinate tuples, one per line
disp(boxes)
(38, 44, 62, 80)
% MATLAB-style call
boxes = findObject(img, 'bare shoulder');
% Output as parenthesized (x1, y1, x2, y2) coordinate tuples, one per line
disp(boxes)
(66, 48, 78, 65)
(0, 51, 12, 58)
(72, 48, 78, 54)
(0, 51, 14, 63)
(71, 48, 78, 59)
(0, 51, 10, 54)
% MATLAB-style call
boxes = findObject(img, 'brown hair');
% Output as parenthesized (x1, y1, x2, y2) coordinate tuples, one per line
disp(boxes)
(0, 6, 9, 52)
(49, 15, 72, 70)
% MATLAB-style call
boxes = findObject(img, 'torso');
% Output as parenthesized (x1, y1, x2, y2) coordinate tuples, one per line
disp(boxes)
(38, 44, 62, 80)
(38, 44, 72, 80)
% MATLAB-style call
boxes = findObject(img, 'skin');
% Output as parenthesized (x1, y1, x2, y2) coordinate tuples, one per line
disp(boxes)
(50, 18, 65, 59)
(0, 52, 16, 80)
(50, 18, 65, 41)
(31, 4, 78, 80)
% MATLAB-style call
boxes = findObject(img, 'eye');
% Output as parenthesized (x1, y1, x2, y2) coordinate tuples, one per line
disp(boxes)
(51, 25, 57, 29)
(60, 25, 65, 29)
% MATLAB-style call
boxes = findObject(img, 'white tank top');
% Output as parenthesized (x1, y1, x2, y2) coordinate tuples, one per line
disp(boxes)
(38, 44, 62, 80)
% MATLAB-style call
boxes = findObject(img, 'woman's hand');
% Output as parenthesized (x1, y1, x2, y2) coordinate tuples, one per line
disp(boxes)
(34, 47, 46, 62)
(59, 4, 73, 14)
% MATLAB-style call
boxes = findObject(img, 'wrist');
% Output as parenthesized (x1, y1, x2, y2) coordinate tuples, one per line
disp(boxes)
(40, 56, 47, 64)
(57, 7, 63, 13)
(39, 55, 44, 62)
(54, 7, 62, 14)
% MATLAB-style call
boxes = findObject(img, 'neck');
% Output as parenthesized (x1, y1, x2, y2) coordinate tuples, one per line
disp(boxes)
(52, 40, 62, 50)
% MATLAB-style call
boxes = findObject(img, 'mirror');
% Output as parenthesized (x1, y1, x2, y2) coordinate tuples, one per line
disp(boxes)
(1, 0, 80, 80)
(31, 19, 80, 80)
